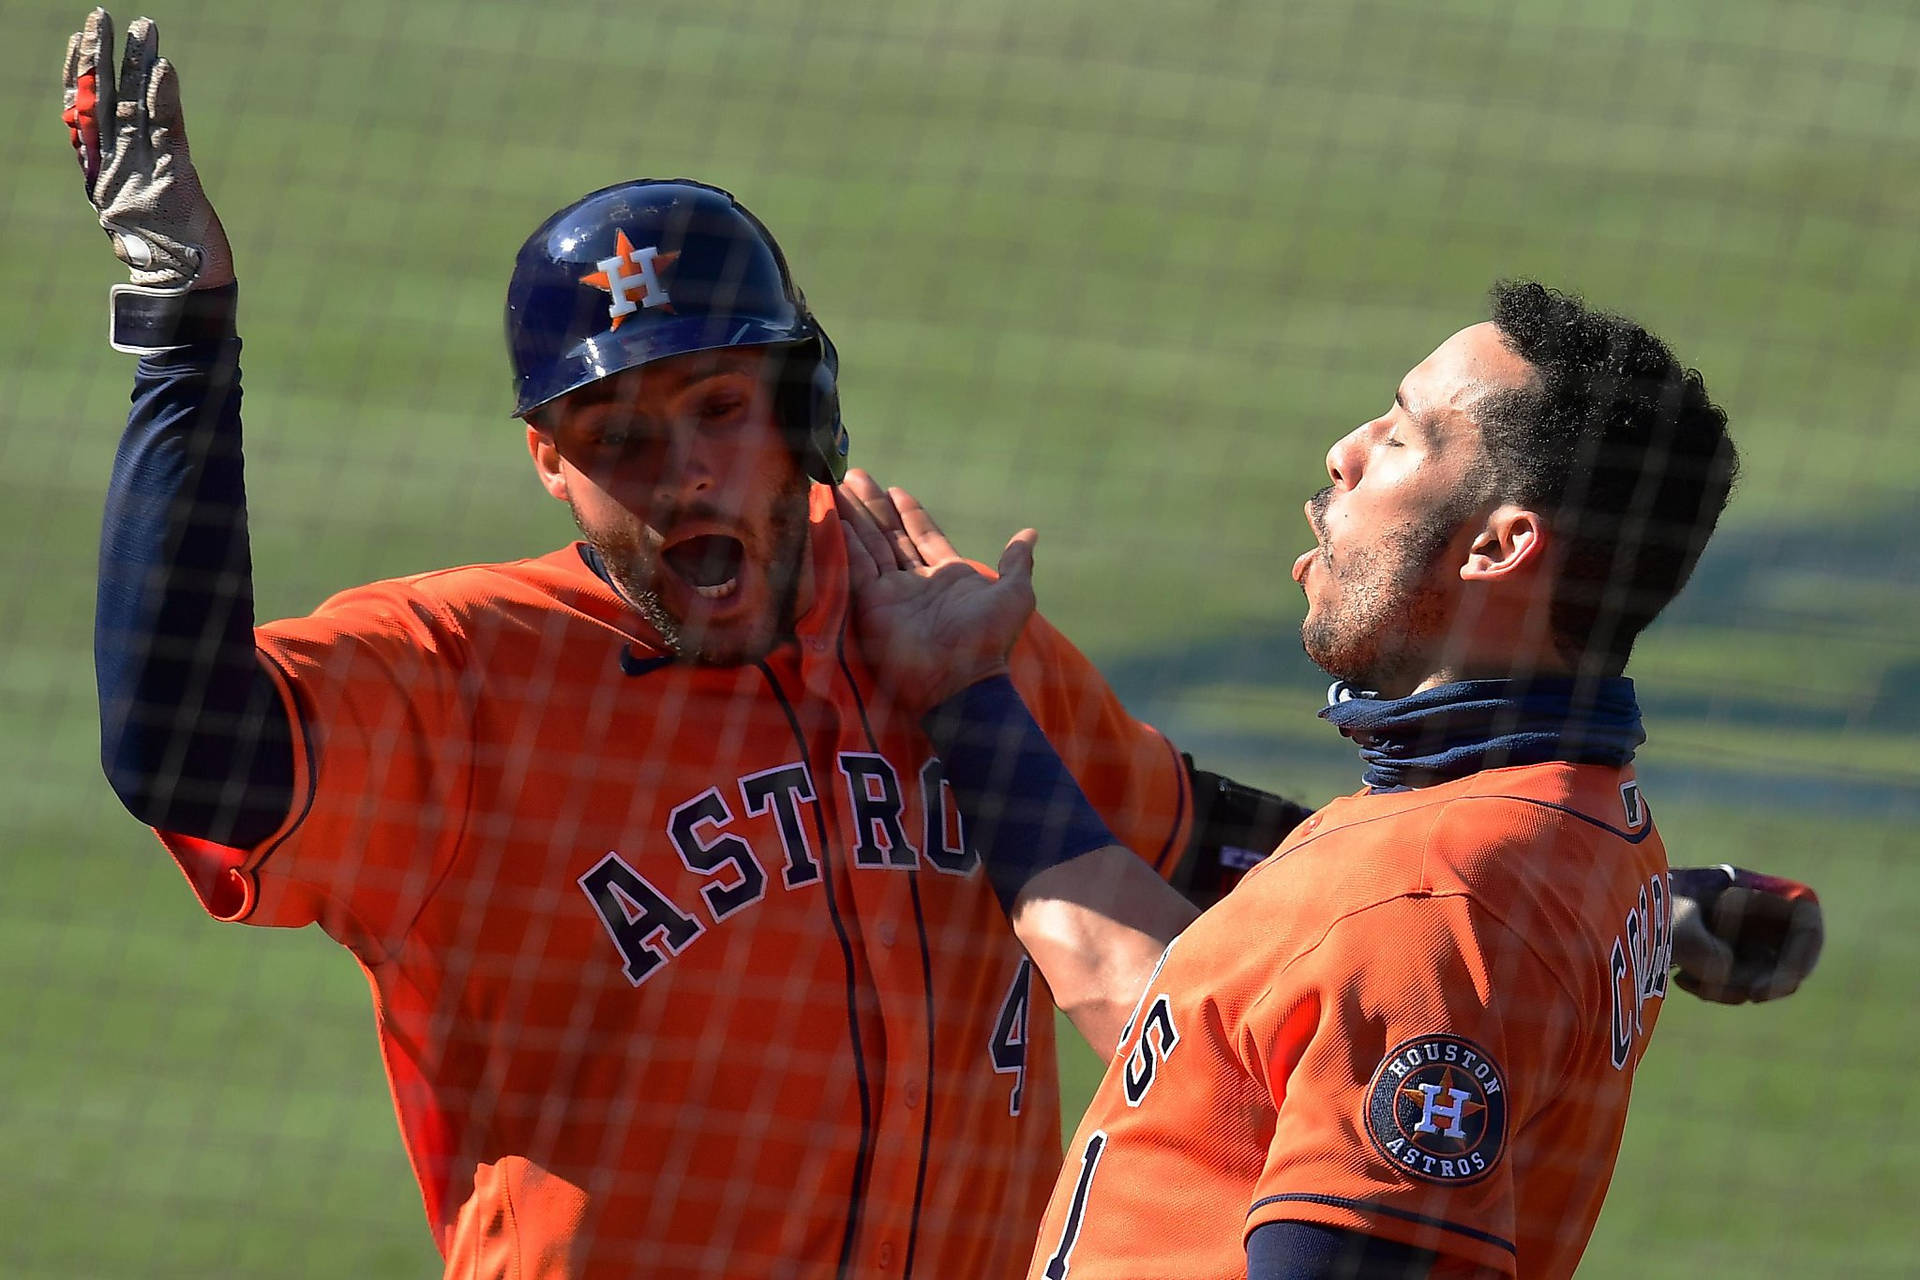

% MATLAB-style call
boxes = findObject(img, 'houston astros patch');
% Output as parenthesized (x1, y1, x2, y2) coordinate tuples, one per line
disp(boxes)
(1363, 1034, 1508, 1185)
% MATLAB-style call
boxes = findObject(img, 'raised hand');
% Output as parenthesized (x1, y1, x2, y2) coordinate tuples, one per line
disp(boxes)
(837, 470, 1039, 716)
(63, 8, 234, 350)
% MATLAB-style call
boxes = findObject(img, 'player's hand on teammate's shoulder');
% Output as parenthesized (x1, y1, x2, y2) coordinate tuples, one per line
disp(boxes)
(1668, 864, 1823, 1004)
(63, 7, 235, 352)
(837, 470, 1039, 716)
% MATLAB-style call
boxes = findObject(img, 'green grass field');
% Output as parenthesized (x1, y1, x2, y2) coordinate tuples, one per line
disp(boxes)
(3, 0, 1916, 1274)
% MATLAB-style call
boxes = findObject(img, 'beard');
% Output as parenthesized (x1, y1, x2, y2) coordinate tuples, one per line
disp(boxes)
(575, 473, 813, 666)
(1299, 486, 1466, 695)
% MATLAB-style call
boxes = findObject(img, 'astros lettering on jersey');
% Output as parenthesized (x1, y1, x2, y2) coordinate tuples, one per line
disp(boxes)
(1029, 761, 1670, 1280)
(156, 485, 1194, 1278)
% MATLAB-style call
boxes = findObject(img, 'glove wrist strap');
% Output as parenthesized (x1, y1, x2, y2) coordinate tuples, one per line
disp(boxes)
(109, 281, 238, 354)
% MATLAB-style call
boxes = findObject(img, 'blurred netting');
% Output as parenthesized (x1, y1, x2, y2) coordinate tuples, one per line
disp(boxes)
(3, 0, 1916, 1275)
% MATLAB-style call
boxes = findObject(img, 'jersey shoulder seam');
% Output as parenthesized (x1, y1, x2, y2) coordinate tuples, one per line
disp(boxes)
(315, 549, 592, 627)
(1421, 793, 1601, 1077)
(1252, 889, 1470, 1016)
(249, 645, 421, 964)
(264, 590, 483, 962)
(1248, 836, 1587, 1051)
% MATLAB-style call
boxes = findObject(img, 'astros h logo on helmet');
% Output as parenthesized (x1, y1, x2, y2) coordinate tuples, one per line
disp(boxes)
(580, 229, 679, 327)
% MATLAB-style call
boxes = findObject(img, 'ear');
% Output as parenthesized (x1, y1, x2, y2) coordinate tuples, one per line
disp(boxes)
(1460, 504, 1549, 583)
(527, 424, 570, 502)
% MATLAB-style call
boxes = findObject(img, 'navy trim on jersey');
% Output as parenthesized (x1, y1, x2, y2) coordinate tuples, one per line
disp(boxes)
(1249, 1192, 1517, 1256)
(901, 875, 936, 1280)
(759, 663, 873, 1280)
(576, 540, 611, 583)
(1490, 795, 1655, 844)
(242, 648, 323, 878)
(1357, 785, 1657, 850)
(574, 545, 686, 678)
(1280, 785, 1650, 866)
(1353, 789, 1654, 846)
(836, 636, 936, 1280)
(618, 647, 674, 677)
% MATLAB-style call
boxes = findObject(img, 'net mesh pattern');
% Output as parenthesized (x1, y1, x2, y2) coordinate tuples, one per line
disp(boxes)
(3, 0, 1914, 1275)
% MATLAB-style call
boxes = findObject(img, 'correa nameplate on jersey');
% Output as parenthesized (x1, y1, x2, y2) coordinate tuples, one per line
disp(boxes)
(1608, 867, 1672, 1069)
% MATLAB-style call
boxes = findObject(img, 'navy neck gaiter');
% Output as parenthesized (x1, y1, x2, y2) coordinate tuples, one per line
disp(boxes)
(1319, 676, 1645, 790)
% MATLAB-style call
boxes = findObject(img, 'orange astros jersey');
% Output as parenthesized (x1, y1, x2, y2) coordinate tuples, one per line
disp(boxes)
(1029, 761, 1672, 1280)
(155, 485, 1193, 1279)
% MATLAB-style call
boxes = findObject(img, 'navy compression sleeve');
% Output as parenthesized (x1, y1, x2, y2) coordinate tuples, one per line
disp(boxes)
(1246, 1222, 1442, 1279)
(919, 674, 1118, 911)
(95, 283, 295, 847)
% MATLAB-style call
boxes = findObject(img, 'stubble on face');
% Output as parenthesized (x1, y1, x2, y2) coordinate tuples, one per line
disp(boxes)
(573, 471, 814, 666)
(1299, 484, 1471, 694)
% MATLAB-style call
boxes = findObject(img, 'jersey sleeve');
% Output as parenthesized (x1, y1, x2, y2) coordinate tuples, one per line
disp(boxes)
(1240, 893, 1576, 1275)
(154, 579, 475, 959)
(1007, 610, 1193, 881)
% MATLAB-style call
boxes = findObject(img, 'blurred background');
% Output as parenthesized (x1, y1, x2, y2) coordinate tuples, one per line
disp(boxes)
(3, 0, 1915, 1274)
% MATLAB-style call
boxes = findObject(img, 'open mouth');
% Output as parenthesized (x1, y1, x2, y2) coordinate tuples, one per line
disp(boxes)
(663, 534, 747, 600)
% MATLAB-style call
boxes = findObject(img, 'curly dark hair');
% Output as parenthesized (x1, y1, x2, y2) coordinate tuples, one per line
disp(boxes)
(1480, 280, 1739, 674)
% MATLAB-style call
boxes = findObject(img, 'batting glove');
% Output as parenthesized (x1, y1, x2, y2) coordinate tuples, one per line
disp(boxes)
(1668, 864, 1823, 1005)
(63, 7, 235, 353)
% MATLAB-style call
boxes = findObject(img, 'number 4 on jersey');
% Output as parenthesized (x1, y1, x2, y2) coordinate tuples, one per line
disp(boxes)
(990, 957, 1033, 1116)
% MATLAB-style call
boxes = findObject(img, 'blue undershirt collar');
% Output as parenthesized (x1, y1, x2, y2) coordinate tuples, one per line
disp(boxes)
(1319, 676, 1644, 790)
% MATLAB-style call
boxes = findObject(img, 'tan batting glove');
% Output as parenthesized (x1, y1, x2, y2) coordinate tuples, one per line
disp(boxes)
(63, 8, 235, 352)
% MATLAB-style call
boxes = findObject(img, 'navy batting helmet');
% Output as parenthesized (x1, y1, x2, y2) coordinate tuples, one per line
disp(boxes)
(505, 179, 849, 483)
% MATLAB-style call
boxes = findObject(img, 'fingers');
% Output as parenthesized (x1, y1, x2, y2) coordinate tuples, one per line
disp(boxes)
(841, 469, 974, 573)
(1779, 896, 1823, 977)
(1668, 896, 1738, 1002)
(834, 485, 896, 586)
(1671, 887, 1825, 1004)
(82, 8, 117, 126)
(841, 469, 896, 527)
(62, 30, 97, 188)
(889, 486, 963, 566)
(1707, 884, 1822, 1002)
(64, 19, 107, 190)
(842, 468, 921, 569)
(996, 528, 1038, 588)
(1673, 971, 1749, 1005)
(147, 57, 185, 146)
(1747, 898, 1824, 1003)
(63, 30, 82, 100)
(118, 16, 158, 129)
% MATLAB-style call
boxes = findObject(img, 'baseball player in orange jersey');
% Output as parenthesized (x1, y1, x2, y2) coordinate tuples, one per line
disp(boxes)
(62, 11, 1301, 1273)
(67, 8, 1818, 1277)
(837, 281, 1822, 1278)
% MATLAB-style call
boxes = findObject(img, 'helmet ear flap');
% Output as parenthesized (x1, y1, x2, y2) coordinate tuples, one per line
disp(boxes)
(779, 330, 849, 484)
(810, 330, 849, 483)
